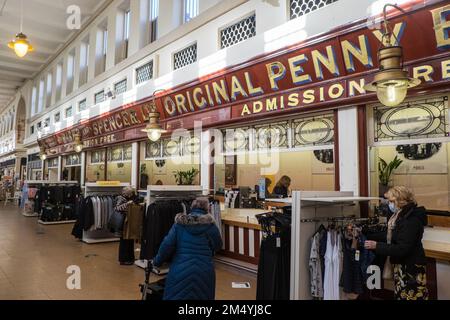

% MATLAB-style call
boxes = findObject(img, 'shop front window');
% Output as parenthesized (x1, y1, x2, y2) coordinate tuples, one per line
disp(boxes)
(62, 154, 81, 183)
(139, 133, 201, 189)
(214, 114, 336, 195)
(106, 144, 132, 183)
(86, 150, 106, 182)
(369, 96, 450, 211)
(46, 157, 59, 181)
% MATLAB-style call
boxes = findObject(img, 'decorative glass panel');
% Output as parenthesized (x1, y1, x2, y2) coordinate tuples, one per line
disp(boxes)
(163, 138, 181, 157)
(66, 154, 81, 166)
(95, 90, 105, 104)
(290, 0, 339, 20)
(313, 149, 334, 164)
(114, 79, 127, 95)
(220, 14, 256, 49)
(184, 135, 201, 155)
(374, 97, 449, 142)
(90, 150, 105, 164)
(395, 143, 442, 161)
(173, 43, 197, 70)
(47, 157, 59, 168)
(136, 61, 153, 84)
(293, 114, 334, 147)
(222, 128, 250, 153)
(108, 146, 123, 161)
(254, 122, 289, 150)
(146, 141, 162, 158)
(123, 144, 132, 160)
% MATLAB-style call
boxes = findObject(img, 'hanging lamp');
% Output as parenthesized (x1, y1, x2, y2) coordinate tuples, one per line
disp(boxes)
(39, 150, 47, 161)
(8, 0, 34, 58)
(142, 90, 166, 142)
(73, 133, 83, 153)
(364, 4, 420, 107)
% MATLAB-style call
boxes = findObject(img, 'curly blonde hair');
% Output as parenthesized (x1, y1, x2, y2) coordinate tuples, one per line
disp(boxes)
(384, 186, 416, 208)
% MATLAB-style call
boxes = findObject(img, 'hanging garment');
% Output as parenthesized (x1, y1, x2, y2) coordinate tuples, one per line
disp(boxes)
(332, 232, 341, 300)
(324, 230, 341, 300)
(309, 232, 323, 298)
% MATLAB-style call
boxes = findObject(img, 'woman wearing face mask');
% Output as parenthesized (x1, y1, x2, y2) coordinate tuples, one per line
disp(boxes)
(364, 186, 428, 300)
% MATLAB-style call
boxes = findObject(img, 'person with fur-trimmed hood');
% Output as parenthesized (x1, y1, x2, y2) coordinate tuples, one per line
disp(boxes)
(153, 197, 223, 300)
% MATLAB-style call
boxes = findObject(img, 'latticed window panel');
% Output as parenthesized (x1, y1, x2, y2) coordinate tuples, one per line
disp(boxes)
(374, 97, 449, 143)
(95, 91, 105, 104)
(136, 61, 154, 84)
(290, 0, 339, 20)
(173, 43, 197, 70)
(293, 114, 334, 147)
(222, 127, 250, 153)
(163, 138, 182, 157)
(47, 157, 59, 168)
(114, 79, 127, 95)
(254, 122, 289, 150)
(90, 150, 105, 164)
(66, 154, 81, 166)
(145, 141, 162, 159)
(78, 99, 87, 111)
(220, 14, 256, 49)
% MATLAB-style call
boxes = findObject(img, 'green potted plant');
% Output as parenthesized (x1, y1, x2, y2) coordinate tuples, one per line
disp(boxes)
(173, 168, 199, 185)
(378, 156, 403, 196)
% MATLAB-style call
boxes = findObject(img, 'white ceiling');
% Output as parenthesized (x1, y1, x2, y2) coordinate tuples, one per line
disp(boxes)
(0, 0, 110, 111)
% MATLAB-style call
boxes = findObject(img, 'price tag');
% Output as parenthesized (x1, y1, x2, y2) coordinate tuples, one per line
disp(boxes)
(355, 250, 360, 261)
(276, 237, 281, 248)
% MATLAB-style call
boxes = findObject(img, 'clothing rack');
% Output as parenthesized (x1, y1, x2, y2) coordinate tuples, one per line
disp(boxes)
(81, 183, 130, 244)
(135, 185, 207, 270)
(289, 191, 381, 300)
(22, 180, 78, 218)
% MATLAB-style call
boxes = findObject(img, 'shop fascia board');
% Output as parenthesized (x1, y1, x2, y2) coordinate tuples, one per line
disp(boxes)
(26, 0, 248, 124)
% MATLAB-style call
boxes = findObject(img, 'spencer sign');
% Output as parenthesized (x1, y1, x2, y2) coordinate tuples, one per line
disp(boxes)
(161, 3, 450, 118)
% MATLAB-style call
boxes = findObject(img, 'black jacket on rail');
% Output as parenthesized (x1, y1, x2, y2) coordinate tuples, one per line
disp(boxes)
(373, 203, 428, 267)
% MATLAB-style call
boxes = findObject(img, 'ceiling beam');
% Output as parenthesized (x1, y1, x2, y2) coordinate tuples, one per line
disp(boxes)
(0, 69, 32, 79)
(0, 50, 47, 64)
(0, 82, 21, 89)
(0, 60, 39, 72)
(0, 88, 16, 94)
(0, 25, 67, 44)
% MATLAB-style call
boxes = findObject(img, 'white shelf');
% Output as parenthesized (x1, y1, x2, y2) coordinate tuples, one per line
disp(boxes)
(301, 196, 381, 202)
(25, 180, 78, 185)
(265, 198, 293, 203)
(81, 237, 120, 244)
(22, 212, 38, 217)
(148, 185, 205, 192)
(38, 220, 76, 225)
(84, 183, 130, 187)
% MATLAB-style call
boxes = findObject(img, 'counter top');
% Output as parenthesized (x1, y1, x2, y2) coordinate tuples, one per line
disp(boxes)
(221, 208, 268, 229)
(423, 227, 450, 261)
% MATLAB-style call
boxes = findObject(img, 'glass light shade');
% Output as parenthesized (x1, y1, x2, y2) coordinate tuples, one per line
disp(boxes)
(74, 144, 83, 153)
(40, 153, 47, 161)
(147, 129, 162, 142)
(376, 80, 408, 107)
(13, 41, 30, 58)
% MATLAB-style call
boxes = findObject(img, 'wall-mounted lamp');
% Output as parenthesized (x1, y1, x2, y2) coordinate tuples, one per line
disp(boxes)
(364, 4, 421, 107)
(73, 133, 83, 153)
(141, 90, 166, 142)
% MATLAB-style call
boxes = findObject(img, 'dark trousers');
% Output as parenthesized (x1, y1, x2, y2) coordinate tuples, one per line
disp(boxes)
(119, 238, 135, 263)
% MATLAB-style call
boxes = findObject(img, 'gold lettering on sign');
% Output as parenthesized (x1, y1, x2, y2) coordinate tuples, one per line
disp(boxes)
(288, 54, 312, 85)
(442, 59, 450, 79)
(288, 93, 299, 107)
(341, 35, 373, 72)
(115, 113, 123, 129)
(266, 61, 286, 90)
(108, 116, 117, 131)
(193, 87, 207, 109)
(413, 65, 434, 83)
(266, 98, 278, 111)
(205, 85, 215, 106)
(164, 97, 177, 116)
(129, 110, 140, 125)
(253, 101, 263, 114)
(303, 90, 315, 104)
(212, 80, 230, 104)
(329, 84, 345, 99)
(241, 104, 251, 116)
(372, 22, 406, 46)
(349, 79, 366, 96)
(175, 94, 188, 114)
(121, 112, 130, 127)
(244, 72, 264, 96)
(230, 76, 248, 101)
(312, 46, 340, 80)
(186, 91, 195, 111)
(430, 5, 450, 50)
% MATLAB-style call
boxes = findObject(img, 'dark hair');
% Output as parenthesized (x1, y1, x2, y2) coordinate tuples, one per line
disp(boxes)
(275, 175, 291, 188)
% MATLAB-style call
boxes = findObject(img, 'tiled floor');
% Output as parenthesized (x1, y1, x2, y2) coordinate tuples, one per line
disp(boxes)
(0, 204, 256, 300)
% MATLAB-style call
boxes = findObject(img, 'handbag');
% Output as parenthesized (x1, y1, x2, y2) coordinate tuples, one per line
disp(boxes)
(108, 210, 125, 233)
(383, 257, 393, 280)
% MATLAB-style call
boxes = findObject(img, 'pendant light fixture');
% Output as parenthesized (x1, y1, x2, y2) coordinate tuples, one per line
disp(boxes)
(142, 90, 166, 142)
(73, 133, 83, 153)
(39, 150, 47, 161)
(8, 0, 34, 58)
(364, 4, 420, 107)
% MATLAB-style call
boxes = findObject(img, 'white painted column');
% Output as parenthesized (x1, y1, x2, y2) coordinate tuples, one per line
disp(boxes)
(57, 156, 62, 182)
(80, 151, 86, 186)
(88, 28, 98, 82)
(61, 55, 68, 99)
(200, 129, 212, 195)
(51, 67, 57, 106)
(338, 107, 360, 195)
(106, 10, 117, 71)
(158, 0, 183, 38)
(72, 42, 81, 91)
(129, 0, 149, 55)
(131, 142, 139, 189)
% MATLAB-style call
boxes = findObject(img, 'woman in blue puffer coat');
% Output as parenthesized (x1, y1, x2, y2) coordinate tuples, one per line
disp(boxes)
(153, 198, 223, 300)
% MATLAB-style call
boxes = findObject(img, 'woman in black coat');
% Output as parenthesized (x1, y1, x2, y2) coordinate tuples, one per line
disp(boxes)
(365, 186, 428, 300)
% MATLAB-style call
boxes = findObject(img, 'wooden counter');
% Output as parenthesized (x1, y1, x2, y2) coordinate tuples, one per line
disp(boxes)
(424, 240, 450, 261)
